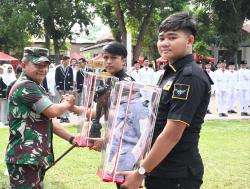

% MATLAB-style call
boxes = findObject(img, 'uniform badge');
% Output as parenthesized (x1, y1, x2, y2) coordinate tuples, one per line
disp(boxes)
(163, 80, 173, 91)
(172, 83, 190, 100)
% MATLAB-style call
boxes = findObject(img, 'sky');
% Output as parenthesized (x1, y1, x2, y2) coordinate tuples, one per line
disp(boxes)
(72, 17, 111, 43)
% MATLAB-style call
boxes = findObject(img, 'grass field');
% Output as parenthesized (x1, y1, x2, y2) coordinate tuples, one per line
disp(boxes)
(0, 119, 249, 189)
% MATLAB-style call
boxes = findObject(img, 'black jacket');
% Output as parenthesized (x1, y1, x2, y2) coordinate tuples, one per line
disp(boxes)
(76, 68, 92, 93)
(0, 77, 7, 99)
(55, 65, 74, 91)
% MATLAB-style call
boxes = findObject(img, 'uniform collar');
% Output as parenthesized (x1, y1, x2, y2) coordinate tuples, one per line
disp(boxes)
(166, 54, 194, 73)
(114, 69, 126, 78)
(19, 72, 43, 87)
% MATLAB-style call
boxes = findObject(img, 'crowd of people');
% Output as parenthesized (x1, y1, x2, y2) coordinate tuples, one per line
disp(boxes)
(1, 50, 249, 126)
(131, 58, 250, 117)
(204, 60, 250, 117)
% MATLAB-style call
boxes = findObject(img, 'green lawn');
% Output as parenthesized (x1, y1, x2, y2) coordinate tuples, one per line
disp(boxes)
(0, 120, 249, 189)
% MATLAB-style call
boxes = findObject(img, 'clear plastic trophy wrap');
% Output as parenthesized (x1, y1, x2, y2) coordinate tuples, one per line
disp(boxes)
(97, 81, 162, 184)
(78, 72, 119, 147)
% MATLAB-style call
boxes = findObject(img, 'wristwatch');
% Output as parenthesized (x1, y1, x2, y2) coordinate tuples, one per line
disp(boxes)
(137, 166, 149, 176)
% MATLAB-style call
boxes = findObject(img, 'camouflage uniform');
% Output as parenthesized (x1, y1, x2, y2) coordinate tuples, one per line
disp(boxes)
(5, 47, 53, 188)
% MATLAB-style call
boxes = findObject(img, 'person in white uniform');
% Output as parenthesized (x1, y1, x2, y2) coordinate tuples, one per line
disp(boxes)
(46, 63, 56, 102)
(236, 60, 250, 116)
(227, 61, 238, 114)
(1, 65, 16, 124)
(153, 63, 165, 85)
(214, 60, 230, 117)
(131, 62, 140, 82)
(138, 58, 155, 104)
(205, 61, 215, 114)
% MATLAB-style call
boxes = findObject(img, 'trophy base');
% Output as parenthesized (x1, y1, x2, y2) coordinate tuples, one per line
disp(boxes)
(97, 169, 124, 184)
(97, 169, 143, 188)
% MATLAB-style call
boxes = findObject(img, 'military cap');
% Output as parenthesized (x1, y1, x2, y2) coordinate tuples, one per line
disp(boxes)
(62, 55, 70, 60)
(228, 61, 235, 66)
(240, 60, 247, 64)
(23, 47, 50, 64)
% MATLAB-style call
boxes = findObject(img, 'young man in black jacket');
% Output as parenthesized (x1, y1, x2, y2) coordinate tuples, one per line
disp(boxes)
(55, 56, 74, 122)
(119, 12, 212, 189)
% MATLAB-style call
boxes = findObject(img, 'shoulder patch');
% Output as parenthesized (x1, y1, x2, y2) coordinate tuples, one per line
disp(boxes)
(172, 83, 190, 100)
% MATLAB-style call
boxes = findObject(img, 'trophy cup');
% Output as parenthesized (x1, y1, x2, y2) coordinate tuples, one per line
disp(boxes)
(97, 80, 162, 184)
(78, 72, 119, 147)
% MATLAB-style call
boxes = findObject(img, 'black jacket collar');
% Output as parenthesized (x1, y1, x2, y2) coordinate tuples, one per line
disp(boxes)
(165, 54, 194, 73)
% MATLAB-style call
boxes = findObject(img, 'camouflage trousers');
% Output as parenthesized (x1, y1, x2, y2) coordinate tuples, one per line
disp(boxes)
(6, 163, 46, 189)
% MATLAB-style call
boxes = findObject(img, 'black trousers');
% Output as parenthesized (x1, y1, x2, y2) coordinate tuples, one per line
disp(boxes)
(145, 171, 203, 189)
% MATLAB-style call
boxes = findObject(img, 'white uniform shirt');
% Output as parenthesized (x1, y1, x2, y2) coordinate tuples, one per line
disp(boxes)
(228, 70, 238, 90)
(236, 68, 250, 90)
(213, 69, 230, 92)
(138, 67, 155, 85)
(131, 70, 140, 82)
(153, 70, 164, 85)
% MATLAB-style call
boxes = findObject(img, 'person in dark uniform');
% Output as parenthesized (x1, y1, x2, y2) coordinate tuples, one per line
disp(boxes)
(76, 58, 92, 106)
(70, 42, 133, 138)
(55, 55, 74, 122)
(89, 41, 133, 143)
(119, 12, 212, 189)
(69, 42, 133, 189)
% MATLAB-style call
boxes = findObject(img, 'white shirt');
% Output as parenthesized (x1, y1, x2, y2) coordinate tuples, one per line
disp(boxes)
(213, 69, 230, 92)
(236, 68, 250, 90)
(137, 67, 155, 85)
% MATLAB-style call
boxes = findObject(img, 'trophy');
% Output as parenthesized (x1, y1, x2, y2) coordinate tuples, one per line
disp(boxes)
(97, 80, 162, 184)
(78, 72, 119, 147)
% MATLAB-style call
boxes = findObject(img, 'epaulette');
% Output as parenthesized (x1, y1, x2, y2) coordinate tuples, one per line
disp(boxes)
(183, 64, 193, 76)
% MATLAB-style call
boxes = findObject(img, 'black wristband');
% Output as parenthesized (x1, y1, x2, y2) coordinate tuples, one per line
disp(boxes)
(69, 136, 75, 145)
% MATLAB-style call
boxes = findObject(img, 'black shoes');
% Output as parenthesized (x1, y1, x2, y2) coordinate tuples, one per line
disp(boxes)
(228, 110, 237, 114)
(241, 112, 250, 116)
(219, 113, 228, 117)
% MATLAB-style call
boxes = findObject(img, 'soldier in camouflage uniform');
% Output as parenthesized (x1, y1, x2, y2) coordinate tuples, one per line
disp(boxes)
(5, 47, 77, 189)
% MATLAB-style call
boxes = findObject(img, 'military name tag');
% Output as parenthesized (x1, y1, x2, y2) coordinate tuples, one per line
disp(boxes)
(172, 83, 190, 100)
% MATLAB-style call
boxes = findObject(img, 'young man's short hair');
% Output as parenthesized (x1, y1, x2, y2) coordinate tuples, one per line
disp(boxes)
(103, 41, 127, 58)
(159, 12, 197, 37)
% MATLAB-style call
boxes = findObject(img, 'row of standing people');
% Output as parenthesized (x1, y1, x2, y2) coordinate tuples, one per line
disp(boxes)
(130, 58, 250, 117)
(42, 56, 92, 123)
(205, 60, 250, 117)
(0, 64, 17, 124)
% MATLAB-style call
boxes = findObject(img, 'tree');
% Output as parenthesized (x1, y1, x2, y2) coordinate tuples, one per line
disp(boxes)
(95, 0, 189, 63)
(24, 0, 94, 64)
(193, 0, 250, 61)
(0, 0, 32, 54)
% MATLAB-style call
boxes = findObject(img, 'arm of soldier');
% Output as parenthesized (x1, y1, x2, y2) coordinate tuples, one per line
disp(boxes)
(42, 94, 75, 118)
(68, 105, 96, 120)
(68, 105, 84, 115)
(52, 118, 79, 145)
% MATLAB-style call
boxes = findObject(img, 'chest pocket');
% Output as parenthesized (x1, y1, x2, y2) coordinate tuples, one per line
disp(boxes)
(160, 79, 174, 104)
